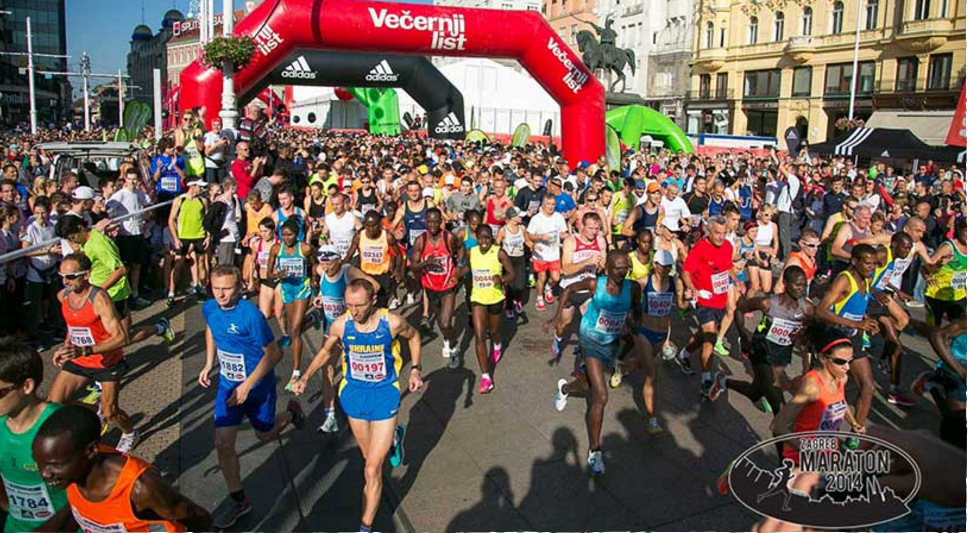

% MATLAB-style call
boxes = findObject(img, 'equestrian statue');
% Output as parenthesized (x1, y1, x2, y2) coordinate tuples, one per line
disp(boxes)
(576, 18, 637, 93)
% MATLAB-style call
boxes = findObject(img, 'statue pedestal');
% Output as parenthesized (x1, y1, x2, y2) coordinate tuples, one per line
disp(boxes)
(605, 92, 645, 109)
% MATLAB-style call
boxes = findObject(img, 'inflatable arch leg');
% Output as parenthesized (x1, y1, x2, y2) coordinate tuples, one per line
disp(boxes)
(605, 105, 693, 153)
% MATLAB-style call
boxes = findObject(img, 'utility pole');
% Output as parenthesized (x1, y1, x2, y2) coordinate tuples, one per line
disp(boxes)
(81, 52, 91, 131)
(847, 0, 864, 123)
(26, 17, 36, 134)
(118, 69, 125, 128)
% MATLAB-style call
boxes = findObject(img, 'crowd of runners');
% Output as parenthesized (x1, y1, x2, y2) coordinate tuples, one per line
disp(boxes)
(0, 105, 965, 531)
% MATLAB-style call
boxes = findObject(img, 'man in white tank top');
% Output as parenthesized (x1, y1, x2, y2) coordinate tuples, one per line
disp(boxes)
(325, 193, 361, 262)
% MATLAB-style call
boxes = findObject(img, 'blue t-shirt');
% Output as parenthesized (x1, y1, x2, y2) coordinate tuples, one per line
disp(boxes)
(151, 154, 185, 196)
(202, 298, 276, 389)
(554, 193, 576, 214)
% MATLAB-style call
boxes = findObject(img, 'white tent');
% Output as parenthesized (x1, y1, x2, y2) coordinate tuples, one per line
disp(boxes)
(289, 86, 368, 129)
(397, 57, 561, 137)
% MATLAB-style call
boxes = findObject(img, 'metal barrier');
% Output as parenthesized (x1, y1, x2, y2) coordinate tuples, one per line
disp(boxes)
(0, 199, 174, 265)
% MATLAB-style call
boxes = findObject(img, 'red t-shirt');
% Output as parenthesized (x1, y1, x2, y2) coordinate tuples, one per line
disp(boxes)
(231, 159, 254, 200)
(683, 237, 734, 309)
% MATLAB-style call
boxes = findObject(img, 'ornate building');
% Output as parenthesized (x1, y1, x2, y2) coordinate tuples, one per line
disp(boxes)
(686, 0, 965, 144)
(126, 10, 183, 106)
(541, 0, 598, 55)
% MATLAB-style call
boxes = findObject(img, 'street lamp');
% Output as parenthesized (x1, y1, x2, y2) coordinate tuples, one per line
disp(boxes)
(847, 0, 864, 123)
(218, 0, 238, 130)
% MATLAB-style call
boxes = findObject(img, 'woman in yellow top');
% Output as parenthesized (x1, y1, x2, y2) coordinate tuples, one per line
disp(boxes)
(627, 229, 653, 289)
(460, 224, 515, 394)
(924, 223, 967, 326)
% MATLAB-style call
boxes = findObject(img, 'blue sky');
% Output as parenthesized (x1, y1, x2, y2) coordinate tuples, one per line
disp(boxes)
(67, 0, 432, 79)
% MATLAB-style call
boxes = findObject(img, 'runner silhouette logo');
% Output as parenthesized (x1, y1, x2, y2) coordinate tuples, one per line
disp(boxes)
(434, 112, 463, 134)
(366, 60, 399, 82)
(281, 56, 317, 80)
(725, 431, 921, 530)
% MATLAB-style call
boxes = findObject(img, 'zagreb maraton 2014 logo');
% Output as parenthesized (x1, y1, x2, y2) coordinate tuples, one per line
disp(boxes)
(726, 431, 921, 529)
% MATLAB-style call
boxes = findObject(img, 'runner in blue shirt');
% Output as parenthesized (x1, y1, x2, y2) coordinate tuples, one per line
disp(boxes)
(199, 265, 306, 529)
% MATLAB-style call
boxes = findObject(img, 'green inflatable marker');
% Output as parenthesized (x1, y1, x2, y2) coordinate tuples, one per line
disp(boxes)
(511, 123, 531, 148)
(605, 105, 693, 153)
(347, 87, 401, 136)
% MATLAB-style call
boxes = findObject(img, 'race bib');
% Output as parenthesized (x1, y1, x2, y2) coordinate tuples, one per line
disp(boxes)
(3, 479, 54, 522)
(348, 346, 387, 383)
(472, 269, 495, 290)
(613, 208, 629, 226)
(68, 327, 95, 347)
(766, 318, 801, 346)
(256, 251, 270, 269)
(818, 400, 847, 431)
(527, 200, 540, 215)
(952, 271, 966, 290)
(594, 310, 626, 336)
(72, 509, 129, 533)
(408, 229, 427, 246)
(332, 239, 351, 257)
(426, 255, 448, 275)
(160, 176, 178, 193)
(218, 349, 247, 382)
(361, 245, 385, 265)
(278, 257, 304, 278)
(321, 296, 346, 321)
(711, 271, 730, 295)
(647, 293, 674, 317)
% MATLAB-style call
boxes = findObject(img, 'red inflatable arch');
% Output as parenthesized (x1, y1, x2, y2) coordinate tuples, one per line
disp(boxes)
(179, 0, 605, 164)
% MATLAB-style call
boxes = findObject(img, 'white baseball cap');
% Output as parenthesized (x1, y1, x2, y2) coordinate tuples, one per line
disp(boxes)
(72, 186, 95, 200)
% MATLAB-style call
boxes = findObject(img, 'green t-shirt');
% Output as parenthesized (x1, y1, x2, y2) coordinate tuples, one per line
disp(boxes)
(83, 229, 131, 302)
(0, 403, 68, 533)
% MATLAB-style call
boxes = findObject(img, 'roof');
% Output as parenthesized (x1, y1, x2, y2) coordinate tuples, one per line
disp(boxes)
(865, 110, 955, 146)
(33, 142, 144, 158)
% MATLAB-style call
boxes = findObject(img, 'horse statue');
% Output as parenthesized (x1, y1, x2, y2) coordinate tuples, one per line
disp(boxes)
(576, 19, 637, 93)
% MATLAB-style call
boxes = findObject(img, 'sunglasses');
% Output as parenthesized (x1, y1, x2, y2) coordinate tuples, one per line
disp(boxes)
(828, 356, 852, 366)
(0, 383, 18, 399)
(59, 270, 89, 281)
(801, 242, 820, 248)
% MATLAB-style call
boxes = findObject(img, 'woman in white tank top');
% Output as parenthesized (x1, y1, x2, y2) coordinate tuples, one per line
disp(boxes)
(752, 204, 779, 294)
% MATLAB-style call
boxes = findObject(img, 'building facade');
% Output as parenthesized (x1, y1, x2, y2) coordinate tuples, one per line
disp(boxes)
(542, 0, 598, 54)
(687, 0, 966, 145)
(0, 0, 70, 126)
(611, 0, 694, 125)
(126, 10, 183, 107)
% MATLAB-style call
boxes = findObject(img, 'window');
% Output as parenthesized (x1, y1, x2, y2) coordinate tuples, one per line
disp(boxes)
(720, 28, 726, 47)
(928, 54, 952, 90)
(746, 110, 779, 138)
(744, 69, 782, 98)
(653, 31, 659, 45)
(865, 0, 878, 30)
(748, 16, 759, 45)
(895, 57, 918, 92)
(705, 21, 714, 48)
(774, 12, 785, 41)
(940, 0, 949, 17)
(637, 23, 643, 47)
(802, 7, 813, 35)
(792, 66, 812, 96)
(700, 74, 712, 99)
(570, 24, 577, 44)
(914, 0, 929, 20)
(831, 1, 844, 33)
(824, 61, 875, 94)
(526, 4, 539, 10)
(500, 2, 513, 8)
(716, 72, 728, 98)
(307, 112, 317, 124)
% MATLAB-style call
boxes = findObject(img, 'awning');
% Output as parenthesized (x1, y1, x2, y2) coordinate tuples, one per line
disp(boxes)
(809, 127, 934, 159)
(866, 110, 954, 145)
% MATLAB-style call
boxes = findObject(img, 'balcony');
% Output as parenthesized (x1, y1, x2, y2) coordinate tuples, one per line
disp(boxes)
(686, 88, 734, 102)
(895, 18, 954, 53)
(873, 78, 961, 110)
(693, 47, 727, 73)
(784, 36, 815, 64)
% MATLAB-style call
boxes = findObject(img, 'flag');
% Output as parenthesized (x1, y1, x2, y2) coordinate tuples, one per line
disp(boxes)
(945, 83, 966, 147)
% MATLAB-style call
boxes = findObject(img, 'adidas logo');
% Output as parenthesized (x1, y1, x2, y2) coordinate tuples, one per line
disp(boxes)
(434, 112, 463, 134)
(365, 60, 399, 82)
(281, 56, 316, 79)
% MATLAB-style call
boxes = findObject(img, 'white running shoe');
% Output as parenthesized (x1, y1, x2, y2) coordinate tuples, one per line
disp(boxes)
(587, 449, 605, 475)
(317, 414, 339, 434)
(609, 360, 623, 389)
(442, 343, 452, 358)
(116, 430, 139, 453)
(554, 378, 569, 412)
(448, 346, 460, 370)
(406, 292, 416, 306)
(389, 297, 401, 310)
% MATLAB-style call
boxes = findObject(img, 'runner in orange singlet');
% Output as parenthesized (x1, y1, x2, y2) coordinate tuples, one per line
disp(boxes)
(31, 405, 211, 532)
